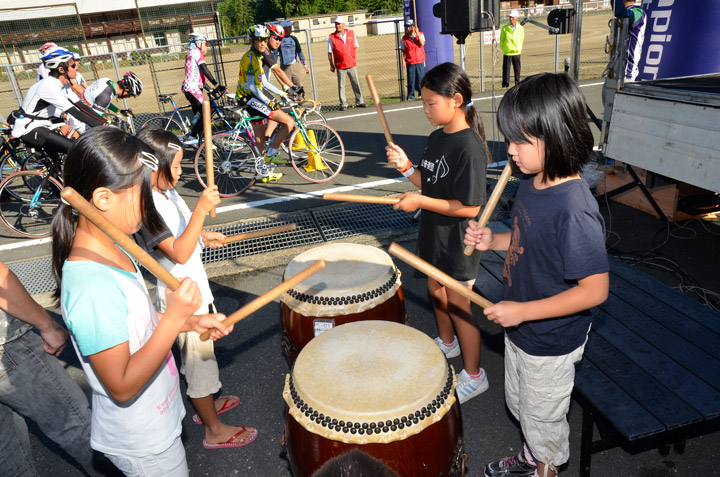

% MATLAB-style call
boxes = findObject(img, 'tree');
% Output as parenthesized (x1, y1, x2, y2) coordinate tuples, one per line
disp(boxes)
(218, 0, 255, 37)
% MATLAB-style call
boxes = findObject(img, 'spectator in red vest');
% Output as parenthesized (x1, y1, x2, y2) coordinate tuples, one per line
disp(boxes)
(400, 18, 426, 100)
(327, 16, 367, 111)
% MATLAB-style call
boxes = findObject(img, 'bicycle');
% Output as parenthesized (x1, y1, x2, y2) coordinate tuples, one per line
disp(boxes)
(104, 109, 136, 135)
(139, 87, 234, 144)
(193, 99, 344, 197)
(0, 147, 63, 238)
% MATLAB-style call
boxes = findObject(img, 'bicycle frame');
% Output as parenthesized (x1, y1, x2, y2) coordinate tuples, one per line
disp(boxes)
(161, 94, 233, 133)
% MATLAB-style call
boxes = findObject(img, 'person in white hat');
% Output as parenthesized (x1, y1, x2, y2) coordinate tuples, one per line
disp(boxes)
(279, 19, 310, 88)
(400, 18, 426, 100)
(328, 15, 367, 110)
(500, 9, 525, 87)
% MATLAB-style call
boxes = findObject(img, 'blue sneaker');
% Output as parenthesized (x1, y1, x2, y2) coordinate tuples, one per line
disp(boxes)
(434, 335, 461, 358)
(456, 369, 489, 404)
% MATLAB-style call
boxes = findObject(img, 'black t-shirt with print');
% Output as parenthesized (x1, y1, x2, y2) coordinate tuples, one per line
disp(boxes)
(416, 128, 487, 281)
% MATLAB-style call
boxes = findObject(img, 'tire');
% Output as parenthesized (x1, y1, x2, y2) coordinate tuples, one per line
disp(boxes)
(0, 148, 28, 182)
(0, 171, 63, 238)
(288, 122, 344, 183)
(194, 133, 257, 197)
(140, 116, 185, 137)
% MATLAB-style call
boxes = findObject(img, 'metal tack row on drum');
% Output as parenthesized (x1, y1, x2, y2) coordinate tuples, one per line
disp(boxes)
(283, 321, 464, 477)
(280, 243, 408, 363)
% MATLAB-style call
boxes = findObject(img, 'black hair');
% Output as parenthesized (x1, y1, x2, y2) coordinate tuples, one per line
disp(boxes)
(420, 62, 491, 160)
(312, 449, 399, 477)
(135, 127, 183, 188)
(51, 127, 164, 298)
(497, 73, 594, 183)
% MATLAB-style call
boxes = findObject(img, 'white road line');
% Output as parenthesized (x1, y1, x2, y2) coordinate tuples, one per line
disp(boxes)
(216, 177, 408, 213)
(0, 237, 52, 252)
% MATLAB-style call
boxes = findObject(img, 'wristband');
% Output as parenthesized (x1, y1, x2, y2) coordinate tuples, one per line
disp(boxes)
(402, 166, 415, 178)
(397, 160, 413, 174)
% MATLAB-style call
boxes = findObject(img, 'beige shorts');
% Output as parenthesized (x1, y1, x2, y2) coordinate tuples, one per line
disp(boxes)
(175, 303, 222, 399)
(503, 332, 587, 467)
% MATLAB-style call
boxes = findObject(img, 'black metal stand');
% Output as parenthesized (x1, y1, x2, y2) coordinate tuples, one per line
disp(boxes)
(599, 164, 670, 225)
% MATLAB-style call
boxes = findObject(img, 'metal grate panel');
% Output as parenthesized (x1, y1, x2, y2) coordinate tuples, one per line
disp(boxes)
(201, 212, 322, 264)
(8, 257, 55, 296)
(313, 203, 418, 242)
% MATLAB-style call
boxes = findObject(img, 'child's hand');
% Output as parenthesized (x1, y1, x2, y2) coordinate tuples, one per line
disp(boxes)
(464, 220, 494, 251)
(197, 185, 221, 215)
(484, 301, 526, 327)
(394, 193, 422, 212)
(201, 231, 226, 248)
(185, 313, 233, 340)
(385, 143, 410, 170)
(164, 277, 202, 320)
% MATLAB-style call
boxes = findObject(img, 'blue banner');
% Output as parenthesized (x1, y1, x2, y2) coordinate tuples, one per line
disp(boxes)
(636, 0, 720, 80)
(404, 0, 454, 70)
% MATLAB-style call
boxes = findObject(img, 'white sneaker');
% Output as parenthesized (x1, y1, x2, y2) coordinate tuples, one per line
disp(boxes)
(456, 369, 489, 404)
(434, 335, 461, 358)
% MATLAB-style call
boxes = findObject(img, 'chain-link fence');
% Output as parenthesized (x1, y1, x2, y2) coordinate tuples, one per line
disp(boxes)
(0, 2, 613, 119)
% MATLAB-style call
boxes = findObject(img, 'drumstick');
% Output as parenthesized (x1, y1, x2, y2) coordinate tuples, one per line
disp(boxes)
(388, 242, 493, 309)
(60, 187, 181, 291)
(463, 161, 513, 256)
(199, 259, 327, 341)
(366, 74, 394, 146)
(323, 193, 400, 205)
(202, 100, 216, 218)
(204, 223, 297, 246)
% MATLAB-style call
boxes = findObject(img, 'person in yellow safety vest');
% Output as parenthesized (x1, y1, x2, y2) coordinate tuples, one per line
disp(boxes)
(500, 9, 525, 88)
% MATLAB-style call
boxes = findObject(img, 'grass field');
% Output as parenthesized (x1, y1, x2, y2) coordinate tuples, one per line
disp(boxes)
(0, 10, 612, 117)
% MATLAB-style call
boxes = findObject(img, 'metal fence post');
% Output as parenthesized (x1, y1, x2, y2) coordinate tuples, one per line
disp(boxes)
(554, 34, 559, 74)
(303, 30, 318, 102)
(395, 20, 404, 101)
(480, 34, 485, 93)
(110, 52, 130, 110)
(5, 65, 23, 107)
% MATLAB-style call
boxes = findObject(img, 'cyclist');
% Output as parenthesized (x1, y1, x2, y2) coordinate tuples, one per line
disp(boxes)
(279, 19, 310, 90)
(83, 72, 142, 116)
(12, 49, 105, 161)
(265, 23, 302, 98)
(181, 31, 225, 145)
(236, 24, 295, 180)
(36, 43, 57, 82)
(38, 46, 88, 98)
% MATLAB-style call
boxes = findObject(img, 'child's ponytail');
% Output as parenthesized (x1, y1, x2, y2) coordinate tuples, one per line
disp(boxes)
(51, 202, 78, 300)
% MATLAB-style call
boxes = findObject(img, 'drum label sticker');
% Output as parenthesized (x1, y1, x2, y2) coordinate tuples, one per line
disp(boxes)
(313, 318, 335, 337)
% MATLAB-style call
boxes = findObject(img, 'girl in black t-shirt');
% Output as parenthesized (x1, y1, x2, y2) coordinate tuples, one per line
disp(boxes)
(464, 73, 609, 477)
(386, 62, 490, 405)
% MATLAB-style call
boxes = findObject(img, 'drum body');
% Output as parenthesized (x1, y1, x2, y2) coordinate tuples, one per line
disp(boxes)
(280, 243, 406, 362)
(283, 321, 464, 477)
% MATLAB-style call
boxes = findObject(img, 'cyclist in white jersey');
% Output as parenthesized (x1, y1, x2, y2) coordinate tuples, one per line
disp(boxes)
(12, 49, 105, 161)
(181, 32, 224, 142)
(83, 72, 142, 116)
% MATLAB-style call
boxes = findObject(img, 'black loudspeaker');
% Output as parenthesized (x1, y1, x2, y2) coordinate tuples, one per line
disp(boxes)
(547, 8, 574, 35)
(433, 0, 500, 35)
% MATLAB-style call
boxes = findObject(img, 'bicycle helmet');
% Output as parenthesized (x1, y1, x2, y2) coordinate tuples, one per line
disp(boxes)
(118, 72, 143, 97)
(189, 32, 208, 44)
(267, 24, 284, 39)
(42, 48, 74, 70)
(247, 24, 269, 40)
(38, 42, 58, 54)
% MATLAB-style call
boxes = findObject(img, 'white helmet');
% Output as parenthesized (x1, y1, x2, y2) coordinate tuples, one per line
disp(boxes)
(119, 72, 143, 97)
(247, 24, 269, 40)
(42, 48, 73, 70)
(189, 32, 208, 44)
(38, 42, 58, 54)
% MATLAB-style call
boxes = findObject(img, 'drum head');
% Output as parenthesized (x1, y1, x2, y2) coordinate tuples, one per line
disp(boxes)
(284, 321, 457, 444)
(281, 243, 401, 317)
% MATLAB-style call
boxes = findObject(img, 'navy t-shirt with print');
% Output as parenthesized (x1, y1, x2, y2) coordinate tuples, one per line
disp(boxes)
(504, 175, 609, 356)
(417, 128, 487, 282)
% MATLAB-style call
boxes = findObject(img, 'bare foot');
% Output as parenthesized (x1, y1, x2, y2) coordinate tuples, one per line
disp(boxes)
(205, 424, 256, 446)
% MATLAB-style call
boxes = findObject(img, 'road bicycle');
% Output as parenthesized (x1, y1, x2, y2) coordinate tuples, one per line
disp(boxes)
(139, 87, 235, 144)
(193, 99, 344, 197)
(0, 125, 31, 181)
(0, 147, 63, 239)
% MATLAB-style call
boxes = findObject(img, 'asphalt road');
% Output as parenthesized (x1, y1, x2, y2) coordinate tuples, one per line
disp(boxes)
(18, 81, 720, 475)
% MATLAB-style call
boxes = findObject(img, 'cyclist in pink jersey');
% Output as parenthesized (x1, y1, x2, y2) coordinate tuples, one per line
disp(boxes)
(181, 32, 224, 143)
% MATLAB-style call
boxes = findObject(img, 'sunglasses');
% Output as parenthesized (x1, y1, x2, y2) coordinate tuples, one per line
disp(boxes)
(256, 37, 268, 43)
(69, 63, 79, 70)
(272, 36, 282, 41)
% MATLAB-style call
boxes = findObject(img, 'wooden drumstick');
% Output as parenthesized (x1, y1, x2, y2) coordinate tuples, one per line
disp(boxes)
(60, 187, 181, 291)
(463, 161, 513, 256)
(199, 259, 327, 341)
(388, 242, 493, 309)
(202, 100, 216, 218)
(366, 74, 394, 146)
(323, 193, 400, 205)
(204, 223, 297, 245)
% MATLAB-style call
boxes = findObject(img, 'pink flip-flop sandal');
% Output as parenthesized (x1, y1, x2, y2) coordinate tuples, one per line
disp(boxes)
(202, 427, 258, 449)
(192, 395, 240, 425)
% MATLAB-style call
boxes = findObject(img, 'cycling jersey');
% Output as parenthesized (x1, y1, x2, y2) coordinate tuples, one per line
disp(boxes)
(182, 48, 208, 93)
(36, 64, 50, 82)
(83, 78, 119, 115)
(236, 48, 283, 105)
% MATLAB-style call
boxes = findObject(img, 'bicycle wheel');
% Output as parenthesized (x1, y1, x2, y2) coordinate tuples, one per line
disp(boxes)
(0, 171, 63, 238)
(0, 148, 28, 181)
(288, 122, 345, 183)
(141, 116, 185, 137)
(195, 133, 257, 197)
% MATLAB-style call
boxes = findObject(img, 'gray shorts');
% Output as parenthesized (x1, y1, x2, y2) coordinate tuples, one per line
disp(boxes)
(503, 332, 587, 467)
